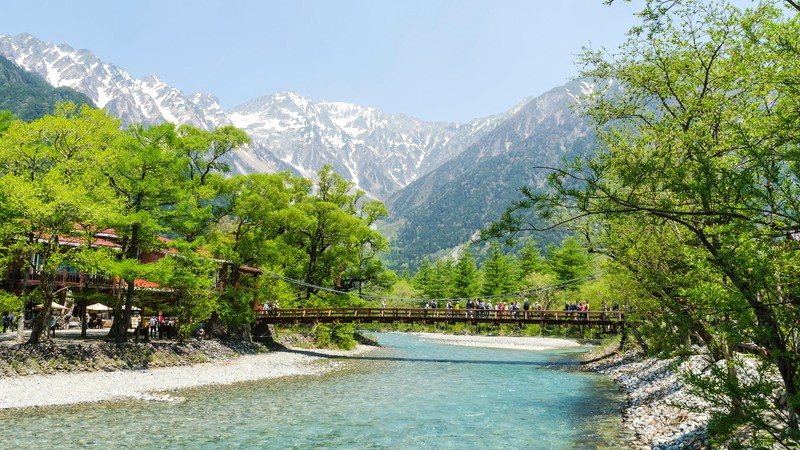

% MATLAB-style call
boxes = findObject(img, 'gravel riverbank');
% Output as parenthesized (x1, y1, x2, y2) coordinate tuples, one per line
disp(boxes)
(0, 338, 375, 410)
(584, 348, 711, 450)
(410, 332, 582, 351)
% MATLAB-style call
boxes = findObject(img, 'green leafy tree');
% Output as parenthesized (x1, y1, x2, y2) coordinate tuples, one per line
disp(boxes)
(168, 124, 250, 242)
(0, 110, 15, 134)
(0, 103, 120, 343)
(103, 122, 185, 342)
(411, 257, 436, 299)
(280, 166, 391, 304)
(429, 258, 454, 300)
(518, 238, 548, 276)
(488, 1, 800, 444)
(157, 241, 219, 341)
(209, 172, 299, 336)
(481, 242, 517, 296)
(451, 246, 480, 299)
(547, 236, 592, 284)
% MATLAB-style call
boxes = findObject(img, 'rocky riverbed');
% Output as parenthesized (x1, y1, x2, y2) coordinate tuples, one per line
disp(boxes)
(584, 347, 712, 450)
(0, 331, 724, 448)
(0, 339, 266, 377)
(0, 335, 377, 410)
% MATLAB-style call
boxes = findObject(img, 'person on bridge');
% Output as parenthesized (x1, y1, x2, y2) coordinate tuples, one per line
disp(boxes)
(381, 299, 386, 317)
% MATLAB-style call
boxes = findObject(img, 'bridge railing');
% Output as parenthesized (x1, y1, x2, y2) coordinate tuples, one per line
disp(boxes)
(254, 307, 623, 324)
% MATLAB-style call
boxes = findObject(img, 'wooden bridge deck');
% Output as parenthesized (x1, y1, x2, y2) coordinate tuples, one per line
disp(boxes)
(254, 308, 623, 327)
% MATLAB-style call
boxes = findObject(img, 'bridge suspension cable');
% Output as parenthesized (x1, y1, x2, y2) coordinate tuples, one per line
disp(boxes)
(262, 269, 605, 304)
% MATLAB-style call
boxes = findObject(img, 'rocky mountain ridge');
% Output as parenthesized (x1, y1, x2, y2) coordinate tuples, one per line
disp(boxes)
(0, 32, 596, 266)
(0, 33, 514, 199)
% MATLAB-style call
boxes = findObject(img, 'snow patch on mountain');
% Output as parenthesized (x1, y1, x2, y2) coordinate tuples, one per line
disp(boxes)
(0, 32, 520, 200)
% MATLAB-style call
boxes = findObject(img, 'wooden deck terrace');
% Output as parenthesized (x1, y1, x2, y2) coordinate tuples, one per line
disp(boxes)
(4, 270, 116, 291)
(254, 307, 624, 327)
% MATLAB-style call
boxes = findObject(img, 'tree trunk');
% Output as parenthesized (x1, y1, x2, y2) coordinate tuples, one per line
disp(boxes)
(630, 324, 650, 353)
(110, 223, 140, 343)
(205, 311, 221, 338)
(27, 275, 55, 344)
(80, 302, 87, 338)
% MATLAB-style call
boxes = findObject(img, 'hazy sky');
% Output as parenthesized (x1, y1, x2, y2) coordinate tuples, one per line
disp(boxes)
(0, 1, 647, 122)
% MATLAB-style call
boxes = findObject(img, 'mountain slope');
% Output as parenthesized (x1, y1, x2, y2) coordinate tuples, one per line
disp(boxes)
(382, 81, 596, 267)
(0, 33, 508, 200)
(225, 92, 508, 198)
(0, 33, 229, 129)
(0, 54, 94, 121)
(0, 32, 598, 268)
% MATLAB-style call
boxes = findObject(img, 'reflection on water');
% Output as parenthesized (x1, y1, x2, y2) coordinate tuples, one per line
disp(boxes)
(0, 333, 631, 448)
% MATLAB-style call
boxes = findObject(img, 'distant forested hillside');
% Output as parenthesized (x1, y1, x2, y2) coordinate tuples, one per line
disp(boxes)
(382, 81, 596, 270)
(0, 55, 94, 121)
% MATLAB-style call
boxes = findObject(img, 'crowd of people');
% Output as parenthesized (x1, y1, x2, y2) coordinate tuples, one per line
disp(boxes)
(258, 301, 280, 314)
(412, 297, 622, 321)
(417, 298, 548, 319)
(145, 312, 179, 339)
(1, 312, 16, 333)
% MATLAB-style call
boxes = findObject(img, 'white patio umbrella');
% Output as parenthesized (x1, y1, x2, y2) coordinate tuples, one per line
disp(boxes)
(86, 303, 111, 312)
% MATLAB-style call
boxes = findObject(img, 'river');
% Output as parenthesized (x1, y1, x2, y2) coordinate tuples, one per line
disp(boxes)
(0, 333, 631, 448)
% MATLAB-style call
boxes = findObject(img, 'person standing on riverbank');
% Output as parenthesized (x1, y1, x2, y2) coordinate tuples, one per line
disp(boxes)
(148, 316, 157, 338)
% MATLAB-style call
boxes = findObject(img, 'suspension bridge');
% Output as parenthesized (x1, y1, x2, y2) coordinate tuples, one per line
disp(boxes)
(253, 270, 624, 331)
(254, 307, 623, 328)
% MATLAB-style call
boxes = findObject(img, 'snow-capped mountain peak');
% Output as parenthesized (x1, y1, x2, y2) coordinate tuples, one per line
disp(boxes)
(0, 32, 512, 200)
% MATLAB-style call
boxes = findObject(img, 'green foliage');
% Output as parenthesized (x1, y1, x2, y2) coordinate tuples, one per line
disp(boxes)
(451, 246, 480, 298)
(547, 236, 592, 284)
(0, 289, 22, 314)
(312, 323, 357, 350)
(489, 0, 800, 444)
(481, 242, 518, 296)
(411, 257, 453, 299)
(0, 56, 95, 121)
(0, 111, 15, 134)
(0, 103, 121, 342)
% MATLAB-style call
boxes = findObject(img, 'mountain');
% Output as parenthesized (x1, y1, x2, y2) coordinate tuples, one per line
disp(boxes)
(0, 33, 507, 200)
(0, 32, 596, 268)
(0, 54, 94, 121)
(0, 33, 229, 129)
(225, 92, 508, 198)
(382, 81, 597, 267)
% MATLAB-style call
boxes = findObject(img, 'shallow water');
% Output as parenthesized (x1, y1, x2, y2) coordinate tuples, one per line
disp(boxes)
(0, 333, 630, 448)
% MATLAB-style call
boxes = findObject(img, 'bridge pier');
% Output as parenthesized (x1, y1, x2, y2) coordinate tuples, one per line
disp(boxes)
(252, 322, 277, 343)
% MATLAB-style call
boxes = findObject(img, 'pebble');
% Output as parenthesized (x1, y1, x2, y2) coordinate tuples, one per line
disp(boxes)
(584, 349, 711, 449)
(0, 340, 376, 410)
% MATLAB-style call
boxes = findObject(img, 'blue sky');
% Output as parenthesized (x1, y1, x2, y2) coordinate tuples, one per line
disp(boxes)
(0, 1, 648, 122)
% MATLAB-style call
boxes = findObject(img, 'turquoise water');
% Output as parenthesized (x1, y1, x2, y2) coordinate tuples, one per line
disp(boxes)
(0, 333, 630, 448)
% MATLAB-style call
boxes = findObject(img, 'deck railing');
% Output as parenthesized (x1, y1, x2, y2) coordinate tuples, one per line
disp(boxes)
(254, 307, 624, 326)
(9, 270, 115, 289)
